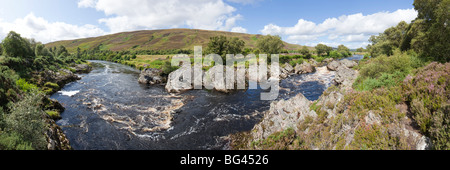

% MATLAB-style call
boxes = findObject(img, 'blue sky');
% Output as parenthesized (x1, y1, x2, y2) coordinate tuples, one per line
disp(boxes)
(0, 0, 417, 49)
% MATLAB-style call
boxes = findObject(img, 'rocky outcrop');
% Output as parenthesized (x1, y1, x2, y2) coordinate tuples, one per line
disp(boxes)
(138, 68, 165, 85)
(250, 93, 316, 140)
(45, 117, 72, 150)
(334, 66, 358, 90)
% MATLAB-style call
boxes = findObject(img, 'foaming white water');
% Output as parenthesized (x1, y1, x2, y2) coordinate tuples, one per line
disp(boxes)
(58, 90, 80, 97)
(299, 66, 335, 86)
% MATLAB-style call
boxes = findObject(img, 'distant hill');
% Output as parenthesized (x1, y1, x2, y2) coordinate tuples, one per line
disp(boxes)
(45, 28, 306, 53)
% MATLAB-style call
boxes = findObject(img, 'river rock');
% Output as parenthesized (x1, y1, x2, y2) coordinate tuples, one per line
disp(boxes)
(251, 93, 316, 140)
(74, 64, 92, 73)
(138, 68, 164, 85)
(340, 59, 357, 68)
(165, 66, 194, 93)
(334, 67, 358, 90)
(294, 62, 315, 74)
(203, 65, 230, 93)
(284, 63, 294, 73)
(327, 60, 341, 71)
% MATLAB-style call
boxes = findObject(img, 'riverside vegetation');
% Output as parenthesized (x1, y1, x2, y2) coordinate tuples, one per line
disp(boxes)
(0, 31, 92, 150)
(230, 0, 449, 150)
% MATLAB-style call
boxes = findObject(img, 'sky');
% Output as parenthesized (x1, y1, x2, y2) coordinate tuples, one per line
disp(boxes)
(0, 0, 417, 49)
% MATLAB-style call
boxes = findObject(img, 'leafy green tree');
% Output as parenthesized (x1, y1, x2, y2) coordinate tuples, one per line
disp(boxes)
(412, 0, 449, 62)
(227, 37, 245, 55)
(55, 45, 68, 57)
(337, 45, 351, 57)
(299, 46, 310, 56)
(356, 47, 365, 52)
(206, 35, 229, 57)
(1, 31, 34, 58)
(315, 44, 333, 56)
(256, 35, 284, 55)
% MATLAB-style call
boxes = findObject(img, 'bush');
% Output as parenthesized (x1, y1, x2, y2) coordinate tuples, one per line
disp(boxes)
(16, 78, 38, 93)
(354, 51, 423, 91)
(4, 91, 47, 150)
(0, 132, 34, 150)
(403, 62, 449, 149)
(0, 66, 20, 109)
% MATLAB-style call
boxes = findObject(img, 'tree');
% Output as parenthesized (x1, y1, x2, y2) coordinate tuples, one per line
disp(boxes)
(206, 35, 229, 57)
(299, 46, 310, 56)
(1, 31, 34, 58)
(55, 45, 68, 57)
(227, 37, 245, 55)
(256, 35, 284, 55)
(356, 47, 365, 52)
(337, 45, 351, 57)
(412, 0, 449, 62)
(315, 44, 332, 56)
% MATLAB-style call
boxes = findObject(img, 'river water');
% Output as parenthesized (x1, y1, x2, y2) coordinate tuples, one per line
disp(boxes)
(52, 56, 360, 150)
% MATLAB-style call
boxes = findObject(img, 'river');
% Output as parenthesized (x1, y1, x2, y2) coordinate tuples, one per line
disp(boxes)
(51, 56, 362, 150)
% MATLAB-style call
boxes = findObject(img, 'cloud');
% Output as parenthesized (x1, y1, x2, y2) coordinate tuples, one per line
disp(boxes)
(79, 0, 244, 33)
(226, 0, 263, 5)
(0, 13, 105, 43)
(230, 26, 248, 33)
(78, 0, 97, 8)
(261, 8, 418, 48)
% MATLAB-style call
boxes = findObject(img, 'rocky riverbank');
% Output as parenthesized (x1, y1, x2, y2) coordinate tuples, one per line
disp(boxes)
(229, 59, 432, 150)
(42, 63, 92, 150)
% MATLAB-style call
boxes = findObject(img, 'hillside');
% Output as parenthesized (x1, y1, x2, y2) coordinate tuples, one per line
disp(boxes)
(46, 29, 305, 53)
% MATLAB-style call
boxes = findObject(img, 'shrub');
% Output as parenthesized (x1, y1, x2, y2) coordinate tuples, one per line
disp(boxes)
(403, 62, 449, 149)
(5, 91, 47, 150)
(16, 78, 38, 93)
(0, 132, 34, 150)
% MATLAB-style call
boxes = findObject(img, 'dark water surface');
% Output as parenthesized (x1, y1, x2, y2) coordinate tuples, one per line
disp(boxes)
(52, 59, 339, 150)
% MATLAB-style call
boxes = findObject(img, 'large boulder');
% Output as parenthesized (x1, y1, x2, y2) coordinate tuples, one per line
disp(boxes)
(138, 68, 164, 85)
(340, 59, 357, 68)
(327, 59, 357, 71)
(251, 93, 316, 140)
(165, 66, 193, 93)
(294, 62, 315, 74)
(327, 60, 341, 71)
(284, 63, 294, 73)
(203, 65, 230, 93)
(334, 67, 358, 90)
(73, 64, 92, 73)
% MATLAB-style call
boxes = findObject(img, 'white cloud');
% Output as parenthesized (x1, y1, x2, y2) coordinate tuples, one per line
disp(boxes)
(78, 0, 97, 8)
(0, 13, 105, 43)
(231, 26, 248, 33)
(261, 8, 418, 48)
(227, 0, 263, 5)
(79, 0, 244, 33)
